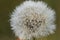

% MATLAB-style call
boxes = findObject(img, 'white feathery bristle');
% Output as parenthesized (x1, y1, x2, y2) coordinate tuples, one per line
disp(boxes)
(10, 1, 56, 40)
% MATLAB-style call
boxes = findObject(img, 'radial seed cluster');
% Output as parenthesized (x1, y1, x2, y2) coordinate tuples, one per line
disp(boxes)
(10, 1, 56, 40)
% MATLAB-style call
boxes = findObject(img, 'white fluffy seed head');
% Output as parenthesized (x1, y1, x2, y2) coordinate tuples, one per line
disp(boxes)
(10, 1, 56, 40)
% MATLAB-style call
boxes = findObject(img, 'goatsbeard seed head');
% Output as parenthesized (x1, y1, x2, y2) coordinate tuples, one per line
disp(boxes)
(10, 1, 56, 40)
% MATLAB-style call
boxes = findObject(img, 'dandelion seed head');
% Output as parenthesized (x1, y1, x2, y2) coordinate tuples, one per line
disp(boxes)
(10, 1, 56, 40)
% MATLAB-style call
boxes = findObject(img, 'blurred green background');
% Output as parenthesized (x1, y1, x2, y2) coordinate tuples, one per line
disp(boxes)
(0, 0, 60, 40)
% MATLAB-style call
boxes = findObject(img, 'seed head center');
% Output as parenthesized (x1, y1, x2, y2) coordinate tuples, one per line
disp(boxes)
(23, 14, 43, 32)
